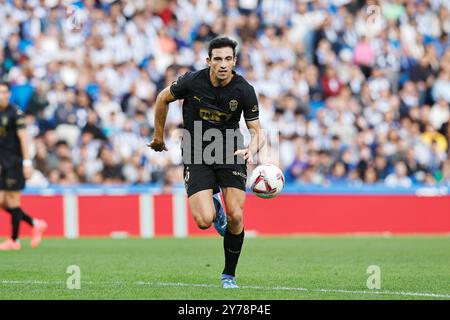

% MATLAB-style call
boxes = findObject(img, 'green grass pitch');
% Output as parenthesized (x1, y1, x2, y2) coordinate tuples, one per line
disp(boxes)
(0, 236, 449, 300)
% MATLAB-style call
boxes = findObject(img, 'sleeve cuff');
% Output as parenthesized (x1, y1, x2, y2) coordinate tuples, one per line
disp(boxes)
(169, 86, 178, 99)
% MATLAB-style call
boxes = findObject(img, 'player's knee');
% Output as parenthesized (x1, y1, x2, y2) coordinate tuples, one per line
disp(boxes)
(197, 221, 212, 229)
(226, 209, 243, 225)
(194, 215, 213, 229)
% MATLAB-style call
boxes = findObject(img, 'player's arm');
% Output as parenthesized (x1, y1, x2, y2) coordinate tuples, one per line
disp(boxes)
(17, 128, 33, 179)
(148, 86, 177, 152)
(235, 119, 265, 165)
(235, 85, 265, 164)
(246, 118, 265, 156)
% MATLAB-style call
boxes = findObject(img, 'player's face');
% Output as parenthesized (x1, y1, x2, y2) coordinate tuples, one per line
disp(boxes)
(207, 47, 236, 84)
(0, 85, 10, 109)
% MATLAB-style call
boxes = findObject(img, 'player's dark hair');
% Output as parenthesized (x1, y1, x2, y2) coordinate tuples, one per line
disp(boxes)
(208, 37, 238, 58)
(0, 80, 10, 90)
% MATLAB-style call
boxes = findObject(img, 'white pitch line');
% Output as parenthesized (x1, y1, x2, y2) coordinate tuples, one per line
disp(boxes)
(137, 281, 450, 299)
(2, 280, 450, 299)
(1, 280, 55, 285)
(0, 280, 125, 286)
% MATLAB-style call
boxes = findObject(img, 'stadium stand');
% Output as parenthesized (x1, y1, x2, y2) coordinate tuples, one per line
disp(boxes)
(1, 0, 449, 189)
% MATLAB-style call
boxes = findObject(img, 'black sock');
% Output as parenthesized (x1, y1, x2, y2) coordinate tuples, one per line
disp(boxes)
(6, 208, 22, 241)
(6, 207, 34, 226)
(222, 228, 245, 277)
(19, 208, 34, 226)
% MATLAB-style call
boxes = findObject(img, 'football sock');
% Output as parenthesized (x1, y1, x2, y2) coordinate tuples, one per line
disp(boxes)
(6, 207, 35, 241)
(19, 209, 35, 226)
(6, 207, 22, 241)
(6, 207, 34, 226)
(222, 228, 245, 277)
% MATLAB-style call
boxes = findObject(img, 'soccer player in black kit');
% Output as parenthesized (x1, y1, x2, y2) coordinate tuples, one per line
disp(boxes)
(149, 37, 265, 288)
(0, 81, 47, 250)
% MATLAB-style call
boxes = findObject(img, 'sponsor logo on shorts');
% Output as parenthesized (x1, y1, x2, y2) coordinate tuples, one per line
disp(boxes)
(232, 171, 247, 179)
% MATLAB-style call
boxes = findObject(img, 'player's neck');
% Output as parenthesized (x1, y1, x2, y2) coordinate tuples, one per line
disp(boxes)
(209, 72, 234, 87)
(0, 104, 8, 111)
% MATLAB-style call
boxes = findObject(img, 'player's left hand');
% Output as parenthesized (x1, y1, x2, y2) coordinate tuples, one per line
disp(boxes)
(23, 166, 33, 180)
(234, 148, 254, 164)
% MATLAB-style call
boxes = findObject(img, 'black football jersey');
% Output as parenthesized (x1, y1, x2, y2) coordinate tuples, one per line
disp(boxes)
(170, 68, 259, 164)
(0, 104, 26, 164)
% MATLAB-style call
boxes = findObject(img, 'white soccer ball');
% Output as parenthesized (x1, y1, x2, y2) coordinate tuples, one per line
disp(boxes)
(249, 164, 285, 199)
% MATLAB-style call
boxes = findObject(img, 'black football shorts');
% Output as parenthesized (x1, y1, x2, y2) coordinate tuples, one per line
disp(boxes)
(183, 163, 247, 197)
(0, 162, 25, 191)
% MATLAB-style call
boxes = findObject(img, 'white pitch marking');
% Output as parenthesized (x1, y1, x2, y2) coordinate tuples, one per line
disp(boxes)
(2, 280, 450, 299)
(136, 281, 450, 299)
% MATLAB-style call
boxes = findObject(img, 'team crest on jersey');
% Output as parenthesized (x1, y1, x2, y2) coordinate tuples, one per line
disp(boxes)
(229, 100, 238, 111)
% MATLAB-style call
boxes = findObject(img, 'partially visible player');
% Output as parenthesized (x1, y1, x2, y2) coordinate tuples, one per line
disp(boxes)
(0, 81, 47, 250)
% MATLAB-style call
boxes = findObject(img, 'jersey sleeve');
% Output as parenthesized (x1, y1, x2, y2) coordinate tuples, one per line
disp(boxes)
(15, 109, 26, 130)
(242, 85, 259, 121)
(170, 71, 195, 99)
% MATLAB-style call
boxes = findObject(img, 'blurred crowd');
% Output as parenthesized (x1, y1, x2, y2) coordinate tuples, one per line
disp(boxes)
(1, 0, 450, 189)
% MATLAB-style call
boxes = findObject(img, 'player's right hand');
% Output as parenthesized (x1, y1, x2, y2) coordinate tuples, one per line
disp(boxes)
(147, 139, 168, 152)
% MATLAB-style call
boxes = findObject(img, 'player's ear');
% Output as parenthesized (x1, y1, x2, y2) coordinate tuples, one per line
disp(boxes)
(206, 57, 211, 66)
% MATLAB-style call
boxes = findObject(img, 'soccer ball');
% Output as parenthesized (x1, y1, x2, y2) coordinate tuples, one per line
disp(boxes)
(249, 164, 285, 199)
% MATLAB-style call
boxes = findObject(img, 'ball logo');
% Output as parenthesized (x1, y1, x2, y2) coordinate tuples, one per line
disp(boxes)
(251, 170, 278, 196)
(250, 164, 285, 199)
(229, 100, 238, 111)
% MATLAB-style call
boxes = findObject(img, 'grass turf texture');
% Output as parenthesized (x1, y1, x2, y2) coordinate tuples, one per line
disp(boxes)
(0, 236, 449, 300)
